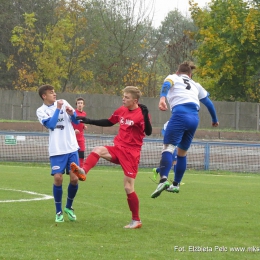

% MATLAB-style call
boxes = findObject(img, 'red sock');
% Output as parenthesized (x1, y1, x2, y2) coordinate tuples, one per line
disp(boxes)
(83, 152, 100, 174)
(79, 158, 84, 168)
(127, 192, 140, 221)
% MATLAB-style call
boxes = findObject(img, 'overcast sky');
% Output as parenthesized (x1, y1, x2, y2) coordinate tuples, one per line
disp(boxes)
(152, 0, 209, 27)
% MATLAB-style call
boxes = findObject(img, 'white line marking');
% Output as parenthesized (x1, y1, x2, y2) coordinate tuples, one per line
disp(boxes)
(0, 188, 53, 203)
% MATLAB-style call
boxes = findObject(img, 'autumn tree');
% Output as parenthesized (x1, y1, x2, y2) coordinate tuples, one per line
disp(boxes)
(7, 13, 42, 91)
(189, 0, 260, 102)
(84, 0, 155, 95)
(7, 0, 97, 92)
(157, 10, 196, 73)
(0, 0, 58, 89)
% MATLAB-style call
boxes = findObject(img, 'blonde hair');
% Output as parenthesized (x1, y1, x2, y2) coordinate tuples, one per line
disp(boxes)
(122, 86, 142, 100)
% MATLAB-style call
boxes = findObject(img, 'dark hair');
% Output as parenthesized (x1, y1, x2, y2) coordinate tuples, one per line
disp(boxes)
(76, 97, 85, 105)
(38, 84, 54, 100)
(177, 61, 196, 76)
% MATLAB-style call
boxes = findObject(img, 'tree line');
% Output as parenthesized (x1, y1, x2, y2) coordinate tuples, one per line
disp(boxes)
(0, 0, 260, 102)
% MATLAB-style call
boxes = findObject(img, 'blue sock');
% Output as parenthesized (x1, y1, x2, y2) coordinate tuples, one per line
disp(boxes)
(53, 185, 62, 214)
(174, 155, 187, 183)
(159, 151, 173, 178)
(66, 183, 78, 209)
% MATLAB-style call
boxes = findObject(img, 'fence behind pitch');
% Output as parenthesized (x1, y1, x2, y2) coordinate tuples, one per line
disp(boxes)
(1, 132, 260, 173)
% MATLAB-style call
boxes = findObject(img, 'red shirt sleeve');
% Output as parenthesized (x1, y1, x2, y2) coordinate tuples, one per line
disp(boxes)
(72, 110, 87, 141)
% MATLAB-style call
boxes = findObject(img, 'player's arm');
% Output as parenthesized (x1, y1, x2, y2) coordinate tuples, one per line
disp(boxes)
(43, 109, 60, 130)
(160, 78, 172, 97)
(138, 104, 152, 136)
(65, 103, 79, 125)
(76, 117, 114, 127)
(159, 78, 173, 111)
(159, 96, 167, 111)
(200, 96, 219, 127)
(70, 111, 80, 125)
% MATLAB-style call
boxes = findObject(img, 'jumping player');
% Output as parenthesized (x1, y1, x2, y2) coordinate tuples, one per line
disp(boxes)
(151, 61, 219, 198)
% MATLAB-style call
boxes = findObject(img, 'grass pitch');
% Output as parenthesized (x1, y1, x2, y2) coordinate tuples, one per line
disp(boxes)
(0, 163, 260, 260)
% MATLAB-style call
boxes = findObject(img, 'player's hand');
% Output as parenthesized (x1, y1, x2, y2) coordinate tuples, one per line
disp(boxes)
(212, 122, 219, 127)
(76, 116, 91, 124)
(66, 106, 73, 115)
(159, 97, 167, 111)
(75, 129, 80, 134)
(57, 99, 64, 109)
(138, 104, 149, 116)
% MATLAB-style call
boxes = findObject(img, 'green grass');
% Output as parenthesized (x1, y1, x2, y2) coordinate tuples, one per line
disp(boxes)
(1, 164, 260, 260)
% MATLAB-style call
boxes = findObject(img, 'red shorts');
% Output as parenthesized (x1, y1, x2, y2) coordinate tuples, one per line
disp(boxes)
(105, 145, 140, 179)
(77, 140, 85, 152)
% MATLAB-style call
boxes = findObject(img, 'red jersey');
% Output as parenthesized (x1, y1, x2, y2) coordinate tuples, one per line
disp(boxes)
(108, 106, 146, 150)
(72, 109, 87, 142)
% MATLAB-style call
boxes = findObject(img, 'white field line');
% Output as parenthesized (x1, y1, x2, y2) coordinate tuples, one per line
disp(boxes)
(0, 188, 53, 203)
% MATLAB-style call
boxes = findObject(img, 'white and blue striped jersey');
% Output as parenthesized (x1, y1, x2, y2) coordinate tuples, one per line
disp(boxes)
(36, 100, 79, 156)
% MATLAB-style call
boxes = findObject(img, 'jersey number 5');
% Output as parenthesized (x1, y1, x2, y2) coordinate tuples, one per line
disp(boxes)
(183, 79, 191, 90)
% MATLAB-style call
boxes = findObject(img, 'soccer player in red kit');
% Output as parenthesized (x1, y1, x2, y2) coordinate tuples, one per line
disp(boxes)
(72, 97, 87, 168)
(70, 86, 152, 229)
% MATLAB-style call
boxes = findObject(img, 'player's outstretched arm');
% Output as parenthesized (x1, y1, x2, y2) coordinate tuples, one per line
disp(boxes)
(138, 104, 152, 136)
(76, 116, 114, 127)
(200, 96, 219, 127)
